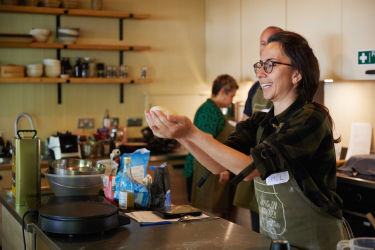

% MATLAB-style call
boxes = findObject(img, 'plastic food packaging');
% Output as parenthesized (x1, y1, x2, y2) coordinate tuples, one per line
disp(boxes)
(148, 162, 171, 210)
(114, 148, 150, 204)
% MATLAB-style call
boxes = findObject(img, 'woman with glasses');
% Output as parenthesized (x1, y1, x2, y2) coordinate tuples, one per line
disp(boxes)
(145, 31, 347, 249)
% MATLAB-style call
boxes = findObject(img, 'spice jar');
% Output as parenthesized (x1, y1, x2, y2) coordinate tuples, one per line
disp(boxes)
(97, 63, 104, 78)
(141, 66, 147, 79)
(120, 65, 129, 78)
(112, 66, 117, 78)
(106, 65, 112, 78)
(81, 62, 89, 78)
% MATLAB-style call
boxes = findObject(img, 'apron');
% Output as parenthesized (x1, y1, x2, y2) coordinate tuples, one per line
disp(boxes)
(191, 117, 235, 213)
(254, 126, 345, 250)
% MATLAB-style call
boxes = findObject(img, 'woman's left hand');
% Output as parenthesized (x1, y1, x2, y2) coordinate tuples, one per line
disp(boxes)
(218, 171, 230, 184)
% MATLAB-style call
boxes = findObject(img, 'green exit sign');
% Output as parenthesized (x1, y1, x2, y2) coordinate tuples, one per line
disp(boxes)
(358, 50, 375, 65)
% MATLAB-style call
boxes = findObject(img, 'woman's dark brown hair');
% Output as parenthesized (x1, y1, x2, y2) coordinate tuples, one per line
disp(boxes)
(212, 74, 239, 96)
(268, 31, 341, 143)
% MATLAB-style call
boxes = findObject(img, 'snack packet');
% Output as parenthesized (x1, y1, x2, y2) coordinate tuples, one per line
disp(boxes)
(148, 162, 171, 210)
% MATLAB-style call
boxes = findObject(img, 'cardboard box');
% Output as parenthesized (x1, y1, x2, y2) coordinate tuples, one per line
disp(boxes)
(0, 65, 25, 78)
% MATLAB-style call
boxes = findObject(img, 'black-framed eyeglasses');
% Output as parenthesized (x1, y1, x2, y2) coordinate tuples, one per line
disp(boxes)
(253, 59, 292, 74)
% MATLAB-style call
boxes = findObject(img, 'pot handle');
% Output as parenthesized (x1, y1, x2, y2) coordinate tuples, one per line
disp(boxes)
(118, 212, 131, 226)
(14, 113, 35, 138)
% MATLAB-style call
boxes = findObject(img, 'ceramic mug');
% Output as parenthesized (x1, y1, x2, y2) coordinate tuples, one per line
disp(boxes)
(337, 238, 375, 250)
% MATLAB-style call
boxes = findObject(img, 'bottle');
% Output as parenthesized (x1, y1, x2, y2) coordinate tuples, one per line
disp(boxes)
(65, 57, 72, 77)
(141, 66, 147, 79)
(97, 63, 105, 78)
(0, 131, 4, 156)
(81, 62, 89, 78)
(60, 57, 67, 74)
(118, 157, 134, 213)
(74, 57, 82, 77)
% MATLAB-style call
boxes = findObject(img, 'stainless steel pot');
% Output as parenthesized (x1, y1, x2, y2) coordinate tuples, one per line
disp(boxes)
(80, 142, 94, 158)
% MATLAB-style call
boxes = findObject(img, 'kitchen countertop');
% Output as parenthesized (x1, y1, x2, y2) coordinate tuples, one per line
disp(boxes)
(0, 193, 288, 250)
(337, 170, 375, 189)
(0, 148, 189, 170)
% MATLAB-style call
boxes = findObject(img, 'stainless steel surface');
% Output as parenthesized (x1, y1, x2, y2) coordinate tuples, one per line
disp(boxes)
(44, 169, 103, 196)
(48, 159, 106, 175)
(80, 142, 94, 158)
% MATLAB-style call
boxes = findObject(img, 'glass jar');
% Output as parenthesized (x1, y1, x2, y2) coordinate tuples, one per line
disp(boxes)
(97, 63, 104, 78)
(106, 65, 112, 78)
(141, 66, 147, 79)
(120, 65, 129, 78)
(81, 62, 89, 78)
(74, 57, 82, 78)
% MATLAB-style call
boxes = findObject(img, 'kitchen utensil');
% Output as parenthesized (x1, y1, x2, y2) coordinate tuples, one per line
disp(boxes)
(48, 159, 106, 175)
(43, 168, 107, 196)
(337, 238, 375, 250)
(38, 201, 131, 234)
(270, 240, 290, 250)
(0, 65, 25, 78)
(81, 141, 94, 158)
(12, 113, 41, 206)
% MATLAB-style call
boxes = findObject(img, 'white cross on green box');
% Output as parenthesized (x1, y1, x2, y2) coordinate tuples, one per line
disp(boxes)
(358, 50, 375, 65)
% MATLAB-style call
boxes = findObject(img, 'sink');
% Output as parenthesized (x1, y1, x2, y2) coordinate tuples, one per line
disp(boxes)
(0, 158, 12, 164)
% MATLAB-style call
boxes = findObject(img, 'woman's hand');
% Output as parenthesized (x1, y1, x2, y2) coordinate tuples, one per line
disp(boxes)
(144, 110, 196, 139)
(218, 171, 230, 184)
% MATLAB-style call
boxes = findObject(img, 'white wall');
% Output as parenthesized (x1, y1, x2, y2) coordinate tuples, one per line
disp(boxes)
(205, 0, 375, 149)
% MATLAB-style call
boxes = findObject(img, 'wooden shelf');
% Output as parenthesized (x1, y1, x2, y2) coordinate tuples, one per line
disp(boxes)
(0, 42, 151, 51)
(0, 77, 152, 83)
(0, 5, 150, 19)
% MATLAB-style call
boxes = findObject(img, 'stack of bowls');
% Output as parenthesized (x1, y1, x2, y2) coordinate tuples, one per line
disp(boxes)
(58, 27, 79, 44)
(29, 29, 50, 43)
(43, 59, 61, 77)
(45, 159, 108, 196)
(61, 0, 78, 9)
(41, 0, 61, 7)
(26, 64, 43, 77)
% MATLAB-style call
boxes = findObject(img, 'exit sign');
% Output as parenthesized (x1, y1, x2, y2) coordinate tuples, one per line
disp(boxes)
(358, 50, 375, 65)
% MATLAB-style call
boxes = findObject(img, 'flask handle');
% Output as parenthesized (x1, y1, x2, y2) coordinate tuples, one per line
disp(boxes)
(14, 113, 35, 138)
(17, 130, 37, 139)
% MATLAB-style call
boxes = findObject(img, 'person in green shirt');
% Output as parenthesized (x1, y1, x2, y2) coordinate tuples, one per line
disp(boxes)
(184, 75, 238, 216)
(145, 31, 348, 249)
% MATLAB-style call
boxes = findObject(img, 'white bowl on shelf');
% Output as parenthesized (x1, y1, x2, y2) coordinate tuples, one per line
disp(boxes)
(43, 59, 60, 66)
(45, 66, 61, 77)
(31, 34, 48, 43)
(29, 29, 50, 36)
(60, 74, 69, 78)
(27, 68, 43, 77)
(27, 64, 43, 69)
(58, 36, 78, 44)
(58, 27, 79, 36)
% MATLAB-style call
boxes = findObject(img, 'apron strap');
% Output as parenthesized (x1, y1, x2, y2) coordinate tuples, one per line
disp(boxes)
(196, 169, 212, 187)
(231, 125, 265, 185)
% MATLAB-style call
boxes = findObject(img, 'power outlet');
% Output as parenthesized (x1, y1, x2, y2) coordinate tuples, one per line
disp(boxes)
(78, 118, 95, 129)
(127, 117, 142, 127)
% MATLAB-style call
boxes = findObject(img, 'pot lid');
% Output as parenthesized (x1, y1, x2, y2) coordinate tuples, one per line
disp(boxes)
(39, 201, 118, 221)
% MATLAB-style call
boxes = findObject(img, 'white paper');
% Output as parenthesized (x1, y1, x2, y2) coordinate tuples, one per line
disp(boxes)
(127, 211, 209, 223)
(131, 165, 145, 181)
(345, 122, 372, 160)
(335, 144, 342, 161)
(266, 171, 289, 186)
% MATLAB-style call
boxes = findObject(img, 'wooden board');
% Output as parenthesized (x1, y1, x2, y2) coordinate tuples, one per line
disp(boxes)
(0, 5, 65, 15)
(0, 5, 150, 19)
(0, 42, 63, 49)
(0, 77, 152, 83)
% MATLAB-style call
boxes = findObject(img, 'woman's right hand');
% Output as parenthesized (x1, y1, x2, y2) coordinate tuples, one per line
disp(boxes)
(144, 110, 197, 140)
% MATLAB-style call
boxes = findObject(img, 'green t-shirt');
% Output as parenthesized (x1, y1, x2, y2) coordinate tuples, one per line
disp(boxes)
(184, 99, 225, 178)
